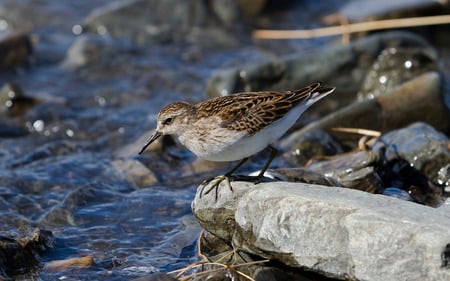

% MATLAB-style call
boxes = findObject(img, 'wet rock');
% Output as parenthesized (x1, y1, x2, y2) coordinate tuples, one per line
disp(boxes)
(372, 122, 450, 183)
(266, 168, 342, 187)
(192, 181, 450, 281)
(151, 215, 201, 261)
(206, 31, 433, 108)
(112, 159, 158, 188)
(0, 227, 53, 278)
(437, 164, 450, 188)
(357, 47, 437, 100)
(0, 82, 40, 116)
(376, 158, 445, 207)
(83, 0, 244, 47)
(285, 71, 450, 147)
(0, 32, 32, 71)
(39, 185, 121, 227)
(303, 150, 382, 193)
(280, 129, 344, 166)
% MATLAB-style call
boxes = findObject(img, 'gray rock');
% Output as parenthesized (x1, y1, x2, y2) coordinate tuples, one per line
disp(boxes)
(112, 159, 158, 188)
(192, 181, 450, 280)
(305, 151, 380, 190)
(372, 122, 450, 184)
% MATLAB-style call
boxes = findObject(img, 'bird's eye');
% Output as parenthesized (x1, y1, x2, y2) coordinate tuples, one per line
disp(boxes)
(163, 117, 174, 125)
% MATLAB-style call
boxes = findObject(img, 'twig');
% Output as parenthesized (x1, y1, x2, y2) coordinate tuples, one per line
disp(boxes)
(253, 15, 450, 39)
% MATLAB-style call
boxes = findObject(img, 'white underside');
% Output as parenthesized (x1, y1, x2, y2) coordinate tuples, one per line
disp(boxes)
(183, 103, 310, 162)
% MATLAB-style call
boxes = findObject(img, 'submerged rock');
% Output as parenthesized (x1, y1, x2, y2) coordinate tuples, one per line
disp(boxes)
(192, 181, 450, 281)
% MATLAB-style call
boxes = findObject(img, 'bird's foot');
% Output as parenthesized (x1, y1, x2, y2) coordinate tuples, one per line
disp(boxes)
(200, 175, 233, 201)
(199, 174, 274, 201)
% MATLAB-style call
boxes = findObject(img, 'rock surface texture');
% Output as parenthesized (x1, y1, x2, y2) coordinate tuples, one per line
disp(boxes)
(192, 181, 450, 280)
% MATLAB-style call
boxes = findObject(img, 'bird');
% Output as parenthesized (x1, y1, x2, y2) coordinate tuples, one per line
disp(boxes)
(138, 82, 335, 199)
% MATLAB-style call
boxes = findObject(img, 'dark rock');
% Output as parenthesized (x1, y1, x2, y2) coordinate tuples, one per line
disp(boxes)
(280, 130, 344, 166)
(372, 122, 450, 184)
(0, 32, 32, 71)
(304, 150, 382, 193)
(0, 82, 40, 116)
(0, 227, 53, 278)
(437, 164, 450, 189)
(377, 157, 446, 207)
(268, 168, 342, 187)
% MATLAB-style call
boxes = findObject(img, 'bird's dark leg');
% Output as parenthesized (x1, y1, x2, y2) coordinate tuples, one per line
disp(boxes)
(254, 145, 278, 183)
(200, 157, 250, 199)
(199, 146, 278, 200)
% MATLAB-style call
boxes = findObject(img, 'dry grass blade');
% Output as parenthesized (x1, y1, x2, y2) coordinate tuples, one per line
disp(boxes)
(331, 127, 381, 137)
(253, 15, 450, 39)
(331, 127, 381, 150)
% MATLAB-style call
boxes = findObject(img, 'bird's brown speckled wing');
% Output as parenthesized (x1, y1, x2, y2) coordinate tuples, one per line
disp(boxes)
(196, 83, 323, 135)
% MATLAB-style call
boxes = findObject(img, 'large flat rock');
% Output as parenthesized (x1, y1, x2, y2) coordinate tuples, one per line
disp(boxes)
(192, 181, 450, 280)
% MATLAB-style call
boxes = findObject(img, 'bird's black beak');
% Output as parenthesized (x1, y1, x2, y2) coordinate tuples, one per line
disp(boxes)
(138, 131, 162, 155)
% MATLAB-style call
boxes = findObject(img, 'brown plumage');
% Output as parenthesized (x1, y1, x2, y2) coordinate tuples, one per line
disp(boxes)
(195, 83, 324, 135)
(138, 83, 335, 199)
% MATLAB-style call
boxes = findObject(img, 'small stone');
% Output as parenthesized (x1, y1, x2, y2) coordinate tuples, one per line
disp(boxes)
(112, 159, 158, 188)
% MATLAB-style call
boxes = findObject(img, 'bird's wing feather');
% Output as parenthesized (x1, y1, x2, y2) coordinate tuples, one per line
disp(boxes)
(196, 83, 321, 135)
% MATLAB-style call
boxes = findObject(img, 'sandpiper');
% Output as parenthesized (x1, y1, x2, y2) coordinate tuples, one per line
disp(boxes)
(139, 83, 335, 198)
